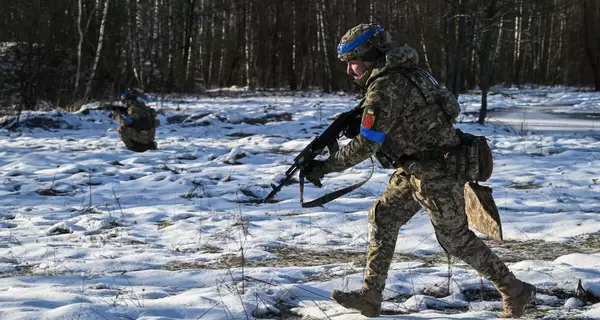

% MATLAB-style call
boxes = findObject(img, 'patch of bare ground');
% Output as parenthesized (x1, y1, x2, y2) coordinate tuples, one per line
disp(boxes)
(231, 113, 293, 125)
(163, 233, 600, 271)
(162, 248, 448, 272)
(484, 232, 600, 263)
(159, 234, 600, 318)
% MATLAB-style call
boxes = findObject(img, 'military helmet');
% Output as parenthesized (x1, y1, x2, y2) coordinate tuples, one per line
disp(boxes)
(121, 89, 138, 103)
(337, 24, 391, 62)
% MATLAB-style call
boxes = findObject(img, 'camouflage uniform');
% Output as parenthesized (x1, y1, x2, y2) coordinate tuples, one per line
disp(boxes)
(117, 100, 159, 152)
(321, 24, 534, 318)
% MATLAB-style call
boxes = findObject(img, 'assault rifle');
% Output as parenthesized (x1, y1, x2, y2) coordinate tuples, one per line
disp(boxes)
(263, 99, 373, 207)
(97, 104, 134, 124)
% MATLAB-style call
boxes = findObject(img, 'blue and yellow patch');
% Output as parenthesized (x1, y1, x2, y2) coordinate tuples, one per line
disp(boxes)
(363, 108, 376, 129)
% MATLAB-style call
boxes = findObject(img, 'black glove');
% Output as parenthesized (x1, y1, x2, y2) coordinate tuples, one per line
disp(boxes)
(303, 160, 331, 187)
(343, 112, 362, 138)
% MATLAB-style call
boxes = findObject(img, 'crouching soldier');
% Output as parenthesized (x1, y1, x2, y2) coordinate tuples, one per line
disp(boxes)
(115, 90, 159, 152)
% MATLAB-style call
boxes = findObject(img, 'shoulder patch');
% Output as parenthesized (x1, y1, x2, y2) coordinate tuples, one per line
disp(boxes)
(363, 114, 375, 129)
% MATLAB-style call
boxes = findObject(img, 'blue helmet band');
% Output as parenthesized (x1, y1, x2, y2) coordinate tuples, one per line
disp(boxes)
(121, 90, 137, 102)
(337, 25, 383, 55)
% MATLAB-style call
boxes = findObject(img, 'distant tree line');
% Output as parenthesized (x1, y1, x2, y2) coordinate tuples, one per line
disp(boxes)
(0, 0, 599, 113)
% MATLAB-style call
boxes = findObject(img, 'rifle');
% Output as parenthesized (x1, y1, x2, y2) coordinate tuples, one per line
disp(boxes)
(98, 104, 134, 124)
(263, 99, 373, 207)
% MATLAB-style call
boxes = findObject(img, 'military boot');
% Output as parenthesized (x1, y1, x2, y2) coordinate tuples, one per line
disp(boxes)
(331, 287, 382, 317)
(496, 277, 536, 318)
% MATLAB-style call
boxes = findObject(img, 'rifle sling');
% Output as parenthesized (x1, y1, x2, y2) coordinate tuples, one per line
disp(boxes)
(299, 157, 375, 208)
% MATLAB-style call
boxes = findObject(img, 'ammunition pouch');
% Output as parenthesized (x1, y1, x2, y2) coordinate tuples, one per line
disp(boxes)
(456, 129, 493, 182)
(398, 129, 493, 182)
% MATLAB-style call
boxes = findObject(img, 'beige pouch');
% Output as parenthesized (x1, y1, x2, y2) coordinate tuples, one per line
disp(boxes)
(464, 182, 503, 242)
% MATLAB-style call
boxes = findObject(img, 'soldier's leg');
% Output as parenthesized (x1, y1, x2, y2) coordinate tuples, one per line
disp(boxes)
(117, 127, 137, 151)
(411, 177, 534, 317)
(364, 171, 422, 292)
(149, 128, 158, 149)
(332, 170, 421, 317)
(118, 128, 155, 152)
(135, 129, 157, 151)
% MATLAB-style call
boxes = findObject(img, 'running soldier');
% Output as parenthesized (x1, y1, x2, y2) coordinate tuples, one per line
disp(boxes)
(303, 24, 535, 318)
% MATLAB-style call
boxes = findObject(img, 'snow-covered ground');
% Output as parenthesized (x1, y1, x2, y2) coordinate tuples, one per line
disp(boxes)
(1, 87, 600, 319)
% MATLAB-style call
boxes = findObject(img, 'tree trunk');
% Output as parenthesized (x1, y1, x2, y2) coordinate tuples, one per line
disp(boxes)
(583, 0, 600, 90)
(244, 0, 254, 89)
(416, 3, 432, 73)
(217, 5, 227, 87)
(183, 0, 196, 88)
(74, 0, 83, 98)
(84, 0, 110, 100)
(316, 0, 332, 92)
(513, 0, 523, 86)
(453, 0, 467, 96)
(477, 0, 498, 125)
(134, 0, 145, 90)
(166, 0, 174, 91)
(74, 0, 95, 101)
(288, 0, 297, 90)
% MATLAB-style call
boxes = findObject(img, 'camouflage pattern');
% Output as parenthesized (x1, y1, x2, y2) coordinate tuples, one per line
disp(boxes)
(116, 100, 159, 152)
(324, 44, 459, 172)
(464, 182, 503, 242)
(326, 43, 530, 310)
(362, 170, 512, 293)
(337, 24, 391, 62)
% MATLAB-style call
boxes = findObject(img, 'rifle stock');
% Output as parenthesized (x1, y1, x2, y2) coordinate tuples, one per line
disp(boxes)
(263, 101, 365, 203)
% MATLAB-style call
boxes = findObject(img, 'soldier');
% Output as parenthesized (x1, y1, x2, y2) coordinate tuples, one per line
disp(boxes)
(115, 90, 159, 152)
(303, 24, 535, 318)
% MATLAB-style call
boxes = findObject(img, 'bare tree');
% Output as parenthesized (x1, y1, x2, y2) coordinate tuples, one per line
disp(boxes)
(475, 0, 500, 125)
(74, 0, 96, 100)
(2, 0, 600, 108)
(84, 0, 110, 100)
(583, 0, 600, 90)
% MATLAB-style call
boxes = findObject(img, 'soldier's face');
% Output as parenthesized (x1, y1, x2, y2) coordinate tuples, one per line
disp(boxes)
(346, 61, 372, 81)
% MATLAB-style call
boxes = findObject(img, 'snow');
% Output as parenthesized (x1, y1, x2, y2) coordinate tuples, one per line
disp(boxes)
(1, 87, 600, 319)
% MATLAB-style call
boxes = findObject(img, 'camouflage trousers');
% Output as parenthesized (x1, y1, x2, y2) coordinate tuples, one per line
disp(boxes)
(364, 169, 512, 292)
(117, 126, 157, 152)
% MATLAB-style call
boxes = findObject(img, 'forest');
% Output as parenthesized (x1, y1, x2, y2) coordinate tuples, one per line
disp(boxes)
(0, 0, 599, 111)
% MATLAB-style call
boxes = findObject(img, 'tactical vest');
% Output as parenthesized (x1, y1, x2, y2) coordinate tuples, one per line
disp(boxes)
(362, 67, 458, 165)
(128, 102, 158, 130)
(369, 67, 493, 182)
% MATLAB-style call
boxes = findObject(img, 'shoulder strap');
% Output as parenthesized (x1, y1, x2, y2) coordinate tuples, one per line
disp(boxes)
(369, 66, 439, 105)
(398, 68, 439, 105)
(299, 157, 375, 208)
(395, 67, 459, 125)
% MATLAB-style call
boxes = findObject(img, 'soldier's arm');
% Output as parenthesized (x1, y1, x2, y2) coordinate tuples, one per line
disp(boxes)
(324, 78, 399, 172)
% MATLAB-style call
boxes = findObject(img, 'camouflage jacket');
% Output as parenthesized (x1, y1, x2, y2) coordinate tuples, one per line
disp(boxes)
(119, 100, 159, 131)
(324, 45, 461, 172)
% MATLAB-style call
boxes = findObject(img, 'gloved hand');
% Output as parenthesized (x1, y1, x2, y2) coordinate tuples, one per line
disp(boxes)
(303, 160, 331, 187)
